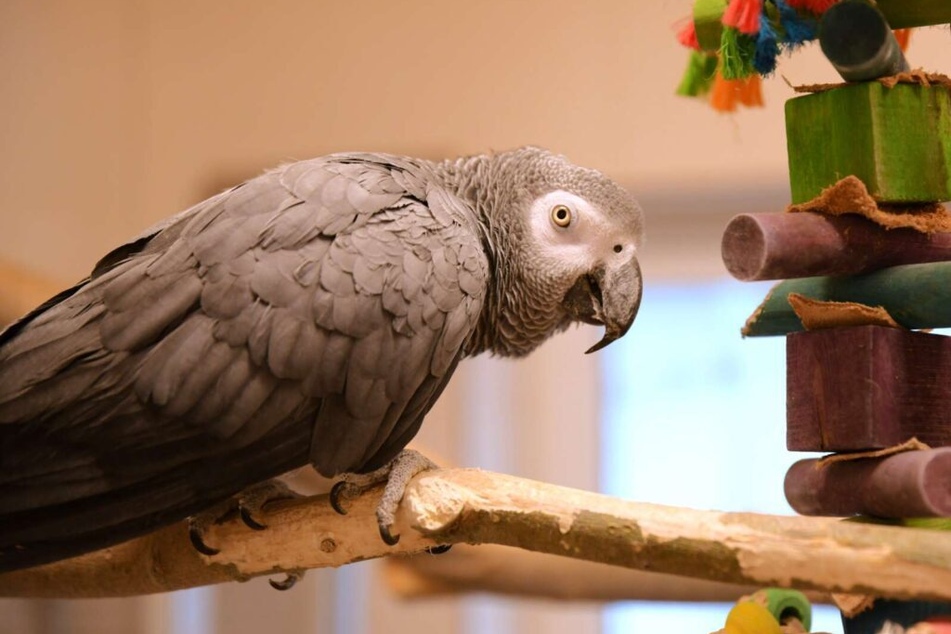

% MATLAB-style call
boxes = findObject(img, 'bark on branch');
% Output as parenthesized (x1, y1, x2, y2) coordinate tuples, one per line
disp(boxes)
(2, 468, 949, 601)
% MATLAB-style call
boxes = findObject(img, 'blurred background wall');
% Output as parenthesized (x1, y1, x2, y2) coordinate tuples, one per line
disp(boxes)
(0, 1, 947, 633)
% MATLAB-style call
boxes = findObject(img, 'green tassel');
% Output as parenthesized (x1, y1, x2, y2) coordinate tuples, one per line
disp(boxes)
(720, 26, 756, 79)
(676, 50, 719, 97)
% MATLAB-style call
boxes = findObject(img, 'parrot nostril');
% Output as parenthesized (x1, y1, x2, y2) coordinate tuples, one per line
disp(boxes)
(613, 244, 623, 254)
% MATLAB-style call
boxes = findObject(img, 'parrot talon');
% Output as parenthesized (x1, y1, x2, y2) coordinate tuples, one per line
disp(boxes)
(329, 481, 352, 515)
(269, 571, 303, 591)
(426, 544, 452, 555)
(187, 479, 297, 555)
(188, 525, 220, 556)
(379, 523, 400, 546)
(239, 506, 268, 531)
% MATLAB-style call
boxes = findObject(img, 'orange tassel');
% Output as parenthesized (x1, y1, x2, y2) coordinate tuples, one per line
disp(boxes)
(710, 71, 764, 112)
(710, 71, 738, 112)
(722, 0, 763, 35)
(676, 18, 701, 50)
(894, 28, 912, 52)
(737, 73, 764, 107)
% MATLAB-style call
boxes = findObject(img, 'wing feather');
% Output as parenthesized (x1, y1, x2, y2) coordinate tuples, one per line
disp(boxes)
(0, 153, 489, 572)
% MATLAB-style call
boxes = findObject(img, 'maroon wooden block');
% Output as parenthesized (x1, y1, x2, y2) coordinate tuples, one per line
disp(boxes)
(785, 449, 951, 518)
(787, 325, 951, 451)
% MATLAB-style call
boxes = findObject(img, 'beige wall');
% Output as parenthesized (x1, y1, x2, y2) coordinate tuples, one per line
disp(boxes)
(2, 1, 947, 284)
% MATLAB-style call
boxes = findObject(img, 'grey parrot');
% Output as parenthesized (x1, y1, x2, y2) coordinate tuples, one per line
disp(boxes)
(0, 147, 643, 574)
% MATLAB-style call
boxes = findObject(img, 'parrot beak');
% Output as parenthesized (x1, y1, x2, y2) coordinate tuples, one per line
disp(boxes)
(563, 256, 642, 354)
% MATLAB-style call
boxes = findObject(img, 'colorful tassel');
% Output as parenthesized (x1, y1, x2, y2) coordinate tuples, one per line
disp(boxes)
(775, 0, 817, 47)
(894, 28, 912, 52)
(710, 70, 763, 112)
(677, 18, 702, 50)
(785, 0, 838, 13)
(720, 26, 756, 80)
(736, 73, 764, 107)
(722, 0, 763, 35)
(753, 10, 780, 75)
(676, 50, 719, 97)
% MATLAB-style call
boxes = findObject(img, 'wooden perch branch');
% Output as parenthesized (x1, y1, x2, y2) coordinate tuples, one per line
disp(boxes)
(384, 543, 769, 603)
(2, 469, 951, 601)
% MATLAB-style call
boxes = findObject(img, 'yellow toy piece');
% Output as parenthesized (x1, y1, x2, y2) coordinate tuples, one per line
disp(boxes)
(721, 601, 784, 634)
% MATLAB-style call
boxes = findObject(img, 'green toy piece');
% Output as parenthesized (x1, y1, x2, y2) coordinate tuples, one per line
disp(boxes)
(785, 82, 951, 204)
(758, 588, 813, 631)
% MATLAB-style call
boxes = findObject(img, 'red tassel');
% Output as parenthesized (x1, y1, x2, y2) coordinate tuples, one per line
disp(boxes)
(676, 18, 701, 51)
(894, 28, 912, 52)
(722, 0, 763, 35)
(786, 0, 838, 13)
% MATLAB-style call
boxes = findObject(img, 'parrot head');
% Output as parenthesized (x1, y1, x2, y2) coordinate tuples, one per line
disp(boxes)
(451, 147, 644, 357)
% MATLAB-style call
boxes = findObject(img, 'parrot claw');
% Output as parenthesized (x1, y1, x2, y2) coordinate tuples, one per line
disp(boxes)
(188, 523, 220, 556)
(329, 480, 353, 515)
(187, 479, 299, 556)
(426, 544, 452, 555)
(239, 506, 268, 531)
(379, 523, 400, 546)
(269, 571, 304, 591)
(328, 449, 438, 547)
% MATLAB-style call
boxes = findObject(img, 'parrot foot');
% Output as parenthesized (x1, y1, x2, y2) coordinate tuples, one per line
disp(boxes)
(187, 479, 301, 556)
(330, 449, 447, 548)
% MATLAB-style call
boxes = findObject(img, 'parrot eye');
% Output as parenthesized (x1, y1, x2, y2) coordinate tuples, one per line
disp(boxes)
(550, 204, 572, 228)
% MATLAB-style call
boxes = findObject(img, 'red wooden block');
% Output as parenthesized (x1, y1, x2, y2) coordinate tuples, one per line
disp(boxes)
(787, 325, 951, 451)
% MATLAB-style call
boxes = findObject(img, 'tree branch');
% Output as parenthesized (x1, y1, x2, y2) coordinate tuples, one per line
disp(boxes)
(2, 468, 949, 600)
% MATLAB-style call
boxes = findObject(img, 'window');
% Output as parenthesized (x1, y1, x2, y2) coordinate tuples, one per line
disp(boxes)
(600, 279, 842, 633)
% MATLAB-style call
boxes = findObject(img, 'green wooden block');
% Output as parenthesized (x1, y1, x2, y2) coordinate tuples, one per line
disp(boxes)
(785, 82, 951, 204)
(877, 0, 951, 29)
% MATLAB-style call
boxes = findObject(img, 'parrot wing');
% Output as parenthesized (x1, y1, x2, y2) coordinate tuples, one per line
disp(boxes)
(0, 154, 488, 572)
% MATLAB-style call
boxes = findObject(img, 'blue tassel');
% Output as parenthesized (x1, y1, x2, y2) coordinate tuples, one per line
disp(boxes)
(753, 11, 780, 75)
(775, 0, 817, 47)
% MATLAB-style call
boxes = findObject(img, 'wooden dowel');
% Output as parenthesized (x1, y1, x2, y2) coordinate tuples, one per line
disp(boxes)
(785, 449, 951, 518)
(741, 262, 951, 337)
(722, 213, 951, 282)
(819, 1, 909, 82)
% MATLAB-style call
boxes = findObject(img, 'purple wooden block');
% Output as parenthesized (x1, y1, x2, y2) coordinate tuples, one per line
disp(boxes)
(787, 325, 951, 451)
